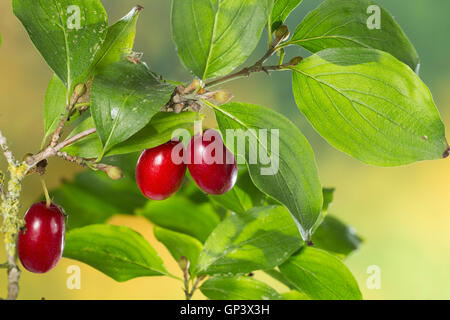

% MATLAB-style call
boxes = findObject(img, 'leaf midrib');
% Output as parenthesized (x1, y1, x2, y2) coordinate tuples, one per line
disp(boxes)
(53, 0, 72, 93)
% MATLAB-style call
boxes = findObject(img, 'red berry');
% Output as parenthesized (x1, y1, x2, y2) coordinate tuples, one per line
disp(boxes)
(17, 202, 65, 274)
(187, 129, 238, 195)
(136, 141, 187, 200)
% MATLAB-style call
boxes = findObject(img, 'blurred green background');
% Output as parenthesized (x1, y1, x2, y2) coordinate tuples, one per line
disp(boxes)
(1, 0, 450, 300)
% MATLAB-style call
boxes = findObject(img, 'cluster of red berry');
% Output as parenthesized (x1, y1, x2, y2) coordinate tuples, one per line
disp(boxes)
(15, 129, 238, 274)
(136, 129, 238, 200)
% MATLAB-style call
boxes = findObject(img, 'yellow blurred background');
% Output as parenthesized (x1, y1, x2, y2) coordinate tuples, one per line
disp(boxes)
(1, 0, 450, 300)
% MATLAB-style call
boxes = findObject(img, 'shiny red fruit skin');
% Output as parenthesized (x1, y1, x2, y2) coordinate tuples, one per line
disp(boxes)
(17, 202, 65, 274)
(187, 130, 238, 195)
(136, 141, 187, 200)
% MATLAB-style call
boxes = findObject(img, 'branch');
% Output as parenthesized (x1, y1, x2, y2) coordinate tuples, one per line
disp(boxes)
(49, 84, 87, 148)
(56, 128, 96, 151)
(188, 276, 205, 299)
(205, 57, 302, 88)
(26, 128, 97, 169)
(0, 130, 26, 300)
(6, 254, 20, 300)
(179, 257, 191, 300)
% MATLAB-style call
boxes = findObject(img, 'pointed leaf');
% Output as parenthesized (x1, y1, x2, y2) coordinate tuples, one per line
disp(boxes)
(288, 0, 419, 70)
(291, 48, 449, 166)
(91, 60, 175, 155)
(64, 224, 168, 282)
(172, 0, 274, 79)
(95, 6, 142, 72)
(63, 112, 199, 158)
(13, 0, 108, 89)
(106, 112, 199, 157)
(214, 102, 323, 239)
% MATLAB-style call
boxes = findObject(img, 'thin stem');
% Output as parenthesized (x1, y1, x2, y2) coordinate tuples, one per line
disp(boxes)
(183, 263, 190, 300)
(41, 179, 51, 207)
(49, 84, 86, 148)
(205, 45, 283, 88)
(275, 42, 291, 50)
(188, 277, 203, 299)
(278, 49, 285, 66)
(56, 128, 96, 151)
(205, 64, 287, 88)
(26, 128, 96, 169)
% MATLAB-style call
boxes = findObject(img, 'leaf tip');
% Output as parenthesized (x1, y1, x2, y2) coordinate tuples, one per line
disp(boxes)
(135, 5, 144, 12)
(443, 146, 450, 159)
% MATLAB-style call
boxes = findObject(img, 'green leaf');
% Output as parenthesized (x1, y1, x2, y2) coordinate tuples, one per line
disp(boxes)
(281, 290, 310, 300)
(62, 116, 102, 158)
(291, 48, 449, 166)
(213, 102, 323, 240)
(94, 6, 142, 72)
(313, 215, 362, 258)
(63, 112, 199, 158)
(49, 169, 145, 229)
(287, 0, 419, 71)
(137, 197, 221, 243)
(43, 75, 67, 145)
(13, 0, 108, 90)
(153, 226, 203, 273)
(91, 60, 175, 156)
(271, 0, 303, 31)
(279, 247, 362, 300)
(196, 206, 302, 276)
(106, 112, 199, 157)
(63, 224, 168, 282)
(209, 169, 266, 214)
(201, 276, 283, 300)
(171, 0, 274, 79)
